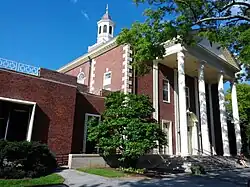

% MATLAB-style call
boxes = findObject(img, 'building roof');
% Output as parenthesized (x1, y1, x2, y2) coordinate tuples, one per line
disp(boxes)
(102, 13, 112, 20)
(101, 4, 112, 20)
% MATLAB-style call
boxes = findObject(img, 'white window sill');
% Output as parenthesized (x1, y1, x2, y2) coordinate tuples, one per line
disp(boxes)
(163, 100, 170, 104)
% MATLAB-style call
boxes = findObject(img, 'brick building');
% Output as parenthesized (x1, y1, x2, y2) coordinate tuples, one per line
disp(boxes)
(0, 65, 105, 164)
(0, 6, 242, 166)
(59, 7, 242, 157)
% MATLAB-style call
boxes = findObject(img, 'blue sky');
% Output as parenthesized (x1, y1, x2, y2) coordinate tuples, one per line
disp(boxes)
(0, 0, 147, 70)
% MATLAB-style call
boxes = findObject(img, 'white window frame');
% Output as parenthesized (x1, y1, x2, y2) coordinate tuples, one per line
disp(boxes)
(161, 120, 173, 155)
(83, 113, 101, 153)
(163, 78, 170, 103)
(103, 71, 112, 87)
(77, 72, 86, 85)
(185, 86, 190, 109)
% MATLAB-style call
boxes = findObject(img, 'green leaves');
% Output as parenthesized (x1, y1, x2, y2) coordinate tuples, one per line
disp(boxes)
(87, 92, 167, 166)
(118, 0, 250, 78)
(226, 83, 250, 124)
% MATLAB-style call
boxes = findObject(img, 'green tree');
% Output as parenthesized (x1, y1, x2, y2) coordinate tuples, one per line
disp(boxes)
(225, 83, 250, 153)
(87, 92, 167, 167)
(117, 0, 250, 78)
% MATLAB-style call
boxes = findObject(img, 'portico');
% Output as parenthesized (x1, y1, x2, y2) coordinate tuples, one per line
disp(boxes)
(153, 40, 242, 156)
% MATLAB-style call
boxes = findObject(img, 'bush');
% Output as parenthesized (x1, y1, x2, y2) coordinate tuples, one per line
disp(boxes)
(0, 140, 57, 179)
(190, 164, 206, 175)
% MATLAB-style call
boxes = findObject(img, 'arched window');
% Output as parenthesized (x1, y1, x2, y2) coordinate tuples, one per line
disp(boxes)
(99, 26, 101, 34)
(109, 26, 112, 35)
(77, 72, 85, 85)
(103, 25, 107, 33)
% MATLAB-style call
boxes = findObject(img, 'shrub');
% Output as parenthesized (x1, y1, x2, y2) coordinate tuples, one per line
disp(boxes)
(0, 140, 57, 179)
(190, 164, 206, 175)
(88, 92, 168, 168)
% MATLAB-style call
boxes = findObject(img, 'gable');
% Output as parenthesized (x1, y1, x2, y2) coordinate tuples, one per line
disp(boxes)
(198, 38, 240, 70)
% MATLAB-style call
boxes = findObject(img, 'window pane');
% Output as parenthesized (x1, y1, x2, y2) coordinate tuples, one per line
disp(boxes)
(105, 73, 111, 79)
(163, 79, 169, 102)
(99, 26, 101, 34)
(109, 26, 112, 34)
(163, 90, 168, 101)
(103, 25, 107, 33)
(103, 72, 112, 86)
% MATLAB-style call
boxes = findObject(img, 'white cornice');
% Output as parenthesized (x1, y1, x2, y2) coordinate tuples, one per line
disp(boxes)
(58, 37, 118, 73)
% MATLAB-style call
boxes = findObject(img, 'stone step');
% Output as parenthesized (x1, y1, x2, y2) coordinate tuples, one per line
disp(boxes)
(146, 155, 247, 174)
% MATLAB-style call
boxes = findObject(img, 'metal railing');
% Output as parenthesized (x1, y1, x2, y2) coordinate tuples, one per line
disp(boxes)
(0, 57, 40, 76)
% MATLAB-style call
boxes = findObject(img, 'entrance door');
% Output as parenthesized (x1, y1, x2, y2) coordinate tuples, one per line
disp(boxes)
(83, 113, 101, 154)
(161, 120, 172, 155)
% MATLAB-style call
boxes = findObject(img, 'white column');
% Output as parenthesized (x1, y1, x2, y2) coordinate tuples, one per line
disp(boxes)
(208, 84, 216, 155)
(153, 60, 159, 154)
(231, 81, 242, 155)
(153, 60, 159, 121)
(198, 62, 210, 155)
(174, 69, 180, 155)
(218, 73, 230, 156)
(194, 77, 202, 154)
(26, 104, 36, 142)
(177, 51, 188, 156)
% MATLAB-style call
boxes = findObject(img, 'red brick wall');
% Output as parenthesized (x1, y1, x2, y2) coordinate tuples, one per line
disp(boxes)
(158, 64, 175, 123)
(66, 62, 90, 86)
(71, 93, 105, 153)
(40, 68, 77, 86)
(92, 46, 124, 94)
(0, 69, 77, 163)
(137, 69, 153, 101)
(158, 64, 176, 154)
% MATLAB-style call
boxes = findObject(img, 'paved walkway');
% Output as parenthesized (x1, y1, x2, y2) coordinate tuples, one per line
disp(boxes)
(57, 168, 250, 187)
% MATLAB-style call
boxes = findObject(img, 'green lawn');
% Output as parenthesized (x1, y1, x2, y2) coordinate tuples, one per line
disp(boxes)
(0, 173, 64, 187)
(77, 168, 127, 178)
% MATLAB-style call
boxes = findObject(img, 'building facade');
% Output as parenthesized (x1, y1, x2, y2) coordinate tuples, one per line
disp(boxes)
(59, 7, 242, 157)
(0, 7, 242, 166)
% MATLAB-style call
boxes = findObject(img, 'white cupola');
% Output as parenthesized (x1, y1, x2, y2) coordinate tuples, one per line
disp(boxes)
(97, 4, 115, 43)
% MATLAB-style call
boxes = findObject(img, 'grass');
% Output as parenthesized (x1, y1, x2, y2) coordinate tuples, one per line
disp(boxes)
(77, 168, 127, 178)
(0, 173, 64, 187)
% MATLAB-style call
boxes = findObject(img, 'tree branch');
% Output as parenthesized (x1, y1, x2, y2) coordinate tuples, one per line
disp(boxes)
(221, 1, 250, 12)
(196, 15, 250, 24)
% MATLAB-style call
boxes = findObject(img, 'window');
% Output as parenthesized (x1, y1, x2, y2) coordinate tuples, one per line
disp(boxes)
(109, 26, 112, 35)
(163, 78, 170, 103)
(161, 120, 172, 155)
(185, 86, 190, 109)
(99, 26, 102, 34)
(83, 113, 101, 154)
(77, 72, 85, 85)
(103, 25, 107, 33)
(103, 71, 111, 86)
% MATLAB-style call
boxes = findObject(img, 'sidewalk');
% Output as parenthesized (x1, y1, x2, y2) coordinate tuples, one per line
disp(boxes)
(57, 168, 250, 187)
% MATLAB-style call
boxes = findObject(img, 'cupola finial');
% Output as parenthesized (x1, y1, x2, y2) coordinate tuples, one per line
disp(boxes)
(106, 4, 109, 14)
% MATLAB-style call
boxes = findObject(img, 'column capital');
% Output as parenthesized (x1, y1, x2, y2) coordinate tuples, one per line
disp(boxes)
(219, 70, 225, 75)
(230, 79, 237, 86)
(177, 50, 185, 59)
